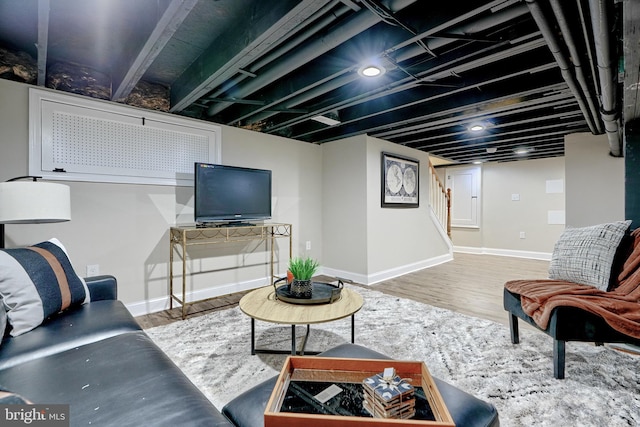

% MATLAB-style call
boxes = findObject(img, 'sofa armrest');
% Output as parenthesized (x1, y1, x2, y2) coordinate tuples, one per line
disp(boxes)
(85, 275, 118, 301)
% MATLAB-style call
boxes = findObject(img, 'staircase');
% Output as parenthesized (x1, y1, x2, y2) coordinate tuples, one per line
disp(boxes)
(428, 161, 451, 238)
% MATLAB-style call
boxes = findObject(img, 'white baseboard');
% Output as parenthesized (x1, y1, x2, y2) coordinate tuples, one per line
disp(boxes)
(319, 267, 369, 286)
(322, 253, 454, 286)
(125, 277, 269, 317)
(126, 247, 546, 317)
(454, 246, 551, 261)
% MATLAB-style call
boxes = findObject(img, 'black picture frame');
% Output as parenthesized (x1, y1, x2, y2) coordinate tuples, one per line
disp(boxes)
(381, 152, 419, 208)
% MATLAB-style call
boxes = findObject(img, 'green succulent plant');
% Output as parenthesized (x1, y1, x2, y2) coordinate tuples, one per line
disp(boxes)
(287, 257, 319, 281)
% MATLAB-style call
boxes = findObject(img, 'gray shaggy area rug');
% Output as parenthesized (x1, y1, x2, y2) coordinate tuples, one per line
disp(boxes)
(146, 285, 639, 426)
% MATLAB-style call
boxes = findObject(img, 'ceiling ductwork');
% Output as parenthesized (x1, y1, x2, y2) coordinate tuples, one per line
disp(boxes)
(525, 0, 600, 134)
(588, 0, 623, 157)
(526, 0, 622, 157)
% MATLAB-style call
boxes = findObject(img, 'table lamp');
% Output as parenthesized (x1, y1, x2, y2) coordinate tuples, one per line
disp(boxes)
(0, 176, 71, 248)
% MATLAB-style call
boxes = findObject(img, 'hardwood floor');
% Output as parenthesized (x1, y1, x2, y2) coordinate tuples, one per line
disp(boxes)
(135, 253, 550, 329)
(369, 252, 549, 326)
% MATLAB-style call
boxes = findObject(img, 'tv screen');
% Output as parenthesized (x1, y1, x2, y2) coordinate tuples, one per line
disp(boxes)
(194, 163, 272, 226)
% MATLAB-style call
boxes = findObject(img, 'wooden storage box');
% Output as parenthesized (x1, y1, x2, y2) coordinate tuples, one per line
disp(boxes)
(265, 356, 455, 427)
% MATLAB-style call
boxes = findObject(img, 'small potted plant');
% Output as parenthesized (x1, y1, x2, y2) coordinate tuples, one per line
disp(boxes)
(287, 257, 319, 298)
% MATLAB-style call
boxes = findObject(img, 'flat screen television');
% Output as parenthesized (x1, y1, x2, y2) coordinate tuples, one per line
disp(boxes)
(194, 162, 272, 226)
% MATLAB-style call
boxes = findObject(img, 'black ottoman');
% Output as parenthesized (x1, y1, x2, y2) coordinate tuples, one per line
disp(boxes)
(223, 343, 499, 427)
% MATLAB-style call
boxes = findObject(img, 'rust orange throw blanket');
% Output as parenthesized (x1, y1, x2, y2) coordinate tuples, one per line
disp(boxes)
(505, 229, 640, 340)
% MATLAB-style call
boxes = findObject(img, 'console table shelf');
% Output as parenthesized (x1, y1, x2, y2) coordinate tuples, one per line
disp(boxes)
(169, 223, 292, 319)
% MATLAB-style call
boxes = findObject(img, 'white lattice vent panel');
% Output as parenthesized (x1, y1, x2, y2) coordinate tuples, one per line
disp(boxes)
(30, 89, 221, 186)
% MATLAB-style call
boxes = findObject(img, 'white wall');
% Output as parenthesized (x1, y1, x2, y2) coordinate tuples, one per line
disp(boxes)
(482, 157, 565, 254)
(0, 79, 452, 313)
(365, 136, 450, 281)
(321, 135, 369, 276)
(449, 136, 627, 257)
(322, 135, 451, 284)
(565, 132, 625, 227)
(4, 77, 624, 312)
(451, 157, 566, 258)
(0, 79, 323, 315)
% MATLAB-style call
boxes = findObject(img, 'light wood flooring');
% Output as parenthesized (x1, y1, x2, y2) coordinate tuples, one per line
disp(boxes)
(135, 252, 550, 329)
(370, 252, 550, 326)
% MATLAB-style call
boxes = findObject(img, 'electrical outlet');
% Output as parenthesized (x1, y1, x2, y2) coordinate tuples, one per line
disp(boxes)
(519, 231, 526, 239)
(86, 264, 100, 277)
(306, 241, 311, 250)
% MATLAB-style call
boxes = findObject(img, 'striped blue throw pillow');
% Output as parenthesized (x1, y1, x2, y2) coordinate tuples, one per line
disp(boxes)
(0, 238, 89, 336)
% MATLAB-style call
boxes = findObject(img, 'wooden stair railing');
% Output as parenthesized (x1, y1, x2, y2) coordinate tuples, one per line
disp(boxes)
(428, 161, 451, 238)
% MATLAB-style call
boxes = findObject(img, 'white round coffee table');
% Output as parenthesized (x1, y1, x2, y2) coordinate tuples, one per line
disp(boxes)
(239, 285, 364, 355)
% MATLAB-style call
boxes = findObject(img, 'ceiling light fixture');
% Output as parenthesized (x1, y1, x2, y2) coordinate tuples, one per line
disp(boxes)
(514, 147, 533, 155)
(469, 124, 485, 132)
(359, 64, 385, 78)
(486, 147, 497, 154)
(311, 115, 341, 126)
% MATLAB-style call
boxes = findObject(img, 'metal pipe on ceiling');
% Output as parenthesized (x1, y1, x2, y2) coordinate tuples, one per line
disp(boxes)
(549, 0, 603, 133)
(205, 0, 350, 103)
(576, 0, 602, 100)
(393, 2, 530, 63)
(312, 83, 573, 144)
(271, 37, 549, 138)
(525, 0, 599, 134)
(377, 95, 578, 139)
(240, 2, 532, 127)
(205, 0, 418, 117)
(588, 0, 622, 157)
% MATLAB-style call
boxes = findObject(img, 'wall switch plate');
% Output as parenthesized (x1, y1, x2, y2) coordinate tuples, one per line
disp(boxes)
(305, 241, 311, 250)
(519, 231, 526, 239)
(511, 193, 520, 201)
(86, 264, 100, 277)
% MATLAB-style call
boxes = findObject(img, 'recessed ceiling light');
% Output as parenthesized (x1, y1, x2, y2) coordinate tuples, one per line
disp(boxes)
(469, 124, 485, 132)
(472, 161, 483, 164)
(514, 147, 533, 155)
(359, 64, 385, 77)
(486, 147, 497, 153)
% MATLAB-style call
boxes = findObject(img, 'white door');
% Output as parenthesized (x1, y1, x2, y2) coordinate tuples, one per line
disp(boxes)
(446, 165, 481, 228)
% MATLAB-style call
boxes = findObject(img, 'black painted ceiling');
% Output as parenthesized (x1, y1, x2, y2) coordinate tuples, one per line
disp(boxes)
(1, 0, 638, 164)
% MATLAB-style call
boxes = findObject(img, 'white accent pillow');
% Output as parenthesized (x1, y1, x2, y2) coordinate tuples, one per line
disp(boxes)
(548, 220, 632, 291)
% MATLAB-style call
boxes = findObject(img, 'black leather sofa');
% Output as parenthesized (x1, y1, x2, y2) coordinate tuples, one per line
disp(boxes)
(0, 275, 499, 426)
(0, 276, 233, 427)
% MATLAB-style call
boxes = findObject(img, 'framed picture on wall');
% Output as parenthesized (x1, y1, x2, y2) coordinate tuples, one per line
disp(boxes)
(381, 152, 419, 208)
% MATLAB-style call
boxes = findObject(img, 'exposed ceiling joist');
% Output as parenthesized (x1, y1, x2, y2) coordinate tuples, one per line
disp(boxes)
(0, 0, 635, 164)
(169, 0, 333, 112)
(36, 0, 49, 86)
(111, 0, 199, 101)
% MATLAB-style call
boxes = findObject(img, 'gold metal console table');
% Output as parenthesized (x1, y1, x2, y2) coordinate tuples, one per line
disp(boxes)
(169, 223, 292, 319)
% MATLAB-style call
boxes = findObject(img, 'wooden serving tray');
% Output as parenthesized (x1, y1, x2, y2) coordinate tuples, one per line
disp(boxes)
(265, 356, 455, 427)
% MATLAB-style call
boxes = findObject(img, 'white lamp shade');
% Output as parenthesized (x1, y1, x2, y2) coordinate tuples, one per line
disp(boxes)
(0, 181, 71, 224)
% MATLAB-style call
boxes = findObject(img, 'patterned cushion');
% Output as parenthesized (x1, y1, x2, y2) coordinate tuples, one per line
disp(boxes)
(548, 220, 632, 291)
(0, 238, 89, 336)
